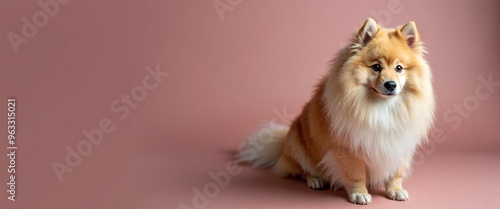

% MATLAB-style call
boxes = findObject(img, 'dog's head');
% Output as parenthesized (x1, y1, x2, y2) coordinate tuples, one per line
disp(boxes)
(342, 18, 429, 101)
(324, 18, 435, 139)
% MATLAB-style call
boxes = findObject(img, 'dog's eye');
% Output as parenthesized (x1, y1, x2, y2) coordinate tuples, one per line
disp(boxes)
(371, 64, 382, 72)
(395, 65, 404, 73)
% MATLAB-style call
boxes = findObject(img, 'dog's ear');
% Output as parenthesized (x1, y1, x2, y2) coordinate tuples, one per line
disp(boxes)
(357, 18, 378, 46)
(400, 21, 420, 48)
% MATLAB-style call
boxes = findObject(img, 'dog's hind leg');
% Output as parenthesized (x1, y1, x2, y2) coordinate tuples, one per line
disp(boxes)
(303, 174, 327, 190)
(272, 154, 303, 177)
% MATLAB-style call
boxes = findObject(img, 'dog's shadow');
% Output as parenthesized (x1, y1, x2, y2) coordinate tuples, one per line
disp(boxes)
(223, 150, 389, 204)
(223, 150, 355, 203)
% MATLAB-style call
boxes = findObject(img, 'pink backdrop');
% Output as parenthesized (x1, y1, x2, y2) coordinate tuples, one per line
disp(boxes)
(1, 0, 499, 209)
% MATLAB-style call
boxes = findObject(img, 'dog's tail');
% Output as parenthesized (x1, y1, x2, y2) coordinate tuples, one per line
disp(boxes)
(236, 122, 289, 168)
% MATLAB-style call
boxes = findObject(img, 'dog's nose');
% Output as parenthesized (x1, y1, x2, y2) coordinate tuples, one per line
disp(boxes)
(384, 81, 397, 92)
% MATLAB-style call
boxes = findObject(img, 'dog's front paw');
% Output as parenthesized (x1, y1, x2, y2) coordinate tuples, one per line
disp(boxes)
(387, 189, 409, 201)
(349, 193, 372, 205)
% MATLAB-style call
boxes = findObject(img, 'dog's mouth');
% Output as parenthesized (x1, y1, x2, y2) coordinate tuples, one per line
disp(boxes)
(371, 88, 397, 98)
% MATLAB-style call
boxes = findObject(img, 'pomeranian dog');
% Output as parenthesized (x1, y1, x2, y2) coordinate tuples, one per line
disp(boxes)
(237, 18, 435, 205)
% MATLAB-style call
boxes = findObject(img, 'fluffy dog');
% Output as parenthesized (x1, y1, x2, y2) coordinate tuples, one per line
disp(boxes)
(238, 18, 435, 205)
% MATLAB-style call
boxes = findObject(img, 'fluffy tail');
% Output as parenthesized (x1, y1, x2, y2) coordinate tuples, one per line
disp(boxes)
(237, 122, 289, 168)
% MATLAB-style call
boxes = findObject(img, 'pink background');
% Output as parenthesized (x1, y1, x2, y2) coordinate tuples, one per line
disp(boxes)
(1, 0, 499, 209)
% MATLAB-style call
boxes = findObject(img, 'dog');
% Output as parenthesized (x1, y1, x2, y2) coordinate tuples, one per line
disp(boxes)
(237, 18, 435, 205)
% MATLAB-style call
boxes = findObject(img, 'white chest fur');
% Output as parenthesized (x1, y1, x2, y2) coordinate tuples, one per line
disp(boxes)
(325, 92, 428, 186)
